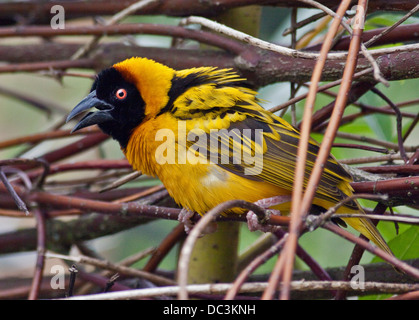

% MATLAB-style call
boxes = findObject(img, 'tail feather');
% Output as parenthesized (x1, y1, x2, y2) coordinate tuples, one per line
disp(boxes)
(341, 213, 393, 257)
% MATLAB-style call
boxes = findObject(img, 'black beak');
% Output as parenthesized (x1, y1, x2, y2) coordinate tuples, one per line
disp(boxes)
(66, 90, 115, 133)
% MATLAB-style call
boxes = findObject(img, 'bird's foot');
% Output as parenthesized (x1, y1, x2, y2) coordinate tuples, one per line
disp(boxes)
(178, 208, 217, 235)
(246, 195, 291, 233)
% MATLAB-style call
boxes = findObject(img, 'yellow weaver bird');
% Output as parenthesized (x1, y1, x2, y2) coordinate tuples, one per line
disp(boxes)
(67, 57, 392, 256)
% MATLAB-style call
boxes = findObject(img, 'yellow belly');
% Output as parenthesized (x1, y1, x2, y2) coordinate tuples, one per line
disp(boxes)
(158, 161, 289, 215)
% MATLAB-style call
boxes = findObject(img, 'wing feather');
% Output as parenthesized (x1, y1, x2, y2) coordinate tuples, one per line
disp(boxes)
(186, 102, 358, 210)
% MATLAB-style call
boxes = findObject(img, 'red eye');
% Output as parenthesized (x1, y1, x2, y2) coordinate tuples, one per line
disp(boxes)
(115, 88, 127, 100)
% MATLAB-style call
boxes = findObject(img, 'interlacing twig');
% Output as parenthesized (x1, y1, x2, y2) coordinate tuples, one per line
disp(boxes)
(275, 0, 365, 300)
(71, 0, 159, 60)
(180, 16, 419, 62)
(60, 281, 419, 300)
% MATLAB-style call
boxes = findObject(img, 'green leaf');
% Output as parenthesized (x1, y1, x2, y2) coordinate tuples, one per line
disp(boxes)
(372, 225, 419, 263)
(360, 226, 419, 300)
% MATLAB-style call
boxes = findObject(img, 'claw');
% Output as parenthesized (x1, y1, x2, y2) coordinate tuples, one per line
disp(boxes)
(178, 208, 217, 235)
(246, 195, 291, 232)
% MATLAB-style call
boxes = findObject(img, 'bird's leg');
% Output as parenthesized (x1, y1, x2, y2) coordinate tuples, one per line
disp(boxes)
(178, 208, 197, 234)
(178, 207, 217, 235)
(247, 195, 291, 233)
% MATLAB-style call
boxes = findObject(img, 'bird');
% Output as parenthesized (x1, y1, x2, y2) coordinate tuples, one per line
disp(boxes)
(66, 57, 393, 256)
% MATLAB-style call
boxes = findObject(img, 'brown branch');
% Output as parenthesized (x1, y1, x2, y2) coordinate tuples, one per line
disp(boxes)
(0, 0, 414, 25)
(277, 0, 355, 301)
(352, 176, 419, 206)
(323, 222, 419, 279)
(29, 191, 180, 219)
(0, 168, 29, 215)
(387, 290, 419, 300)
(403, 113, 419, 144)
(313, 99, 418, 133)
(334, 131, 418, 152)
(269, 67, 373, 113)
(333, 202, 387, 300)
(0, 127, 101, 150)
(0, 23, 246, 55)
(0, 59, 95, 74)
(143, 223, 186, 273)
(370, 87, 408, 163)
(364, 4, 419, 48)
(45, 252, 175, 286)
(26, 159, 131, 181)
(0, 209, 154, 255)
(359, 164, 419, 175)
(225, 232, 288, 300)
(34, 133, 109, 168)
(0, 85, 67, 115)
(1, 42, 419, 85)
(177, 199, 280, 300)
(28, 209, 47, 300)
(309, 81, 376, 131)
(307, 23, 419, 50)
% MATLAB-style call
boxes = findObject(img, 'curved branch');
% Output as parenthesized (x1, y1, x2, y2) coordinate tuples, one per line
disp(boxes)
(1, 42, 419, 86)
(0, 0, 415, 25)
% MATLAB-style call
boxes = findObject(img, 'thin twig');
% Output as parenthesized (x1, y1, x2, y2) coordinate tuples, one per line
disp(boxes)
(335, 131, 417, 152)
(359, 164, 419, 174)
(364, 3, 419, 48)
(67, 264, 79, 297)
(111, 184, 165, 203)
(143, 223, 186, 273)
(60, 280, 419, 300)
(0, 127, 100, 150)
(297, 0, 388, 84)
(306, 194, 389, 231)
(342, 153, 410, 164)
(0, 169, 29, 215)
(0, 85, 67, 115)
(331, 213, 419, 225)
(225, 233, 289, 300)
(323, 222, 419, 279)
(387, 290, 419, 300)
(99, 171, 142, 193)
(71, 0, 159, 60)
(103, 274, 120, 293)
(269, 67, 374, 114)
(0, 59, 94, 74)
(332, 143, 389, 154)
(28, 209, 47, 300)
(76, 246, 156, 295)
(0, 23, 246, 56)
(45, 252, 175, 286)
(276, 0, 355, 301)
(335, 202, 388, 300)
(403, 112, 419, 144)
(288, 8, 298, 126)
(181, 16, 419, 61)
(370, 87, 408, 163)
(177, 200, 269, 300)
(282, 11, 327, 36)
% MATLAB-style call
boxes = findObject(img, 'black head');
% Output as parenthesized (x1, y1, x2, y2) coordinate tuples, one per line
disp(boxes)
(66, 67, 145, 149)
